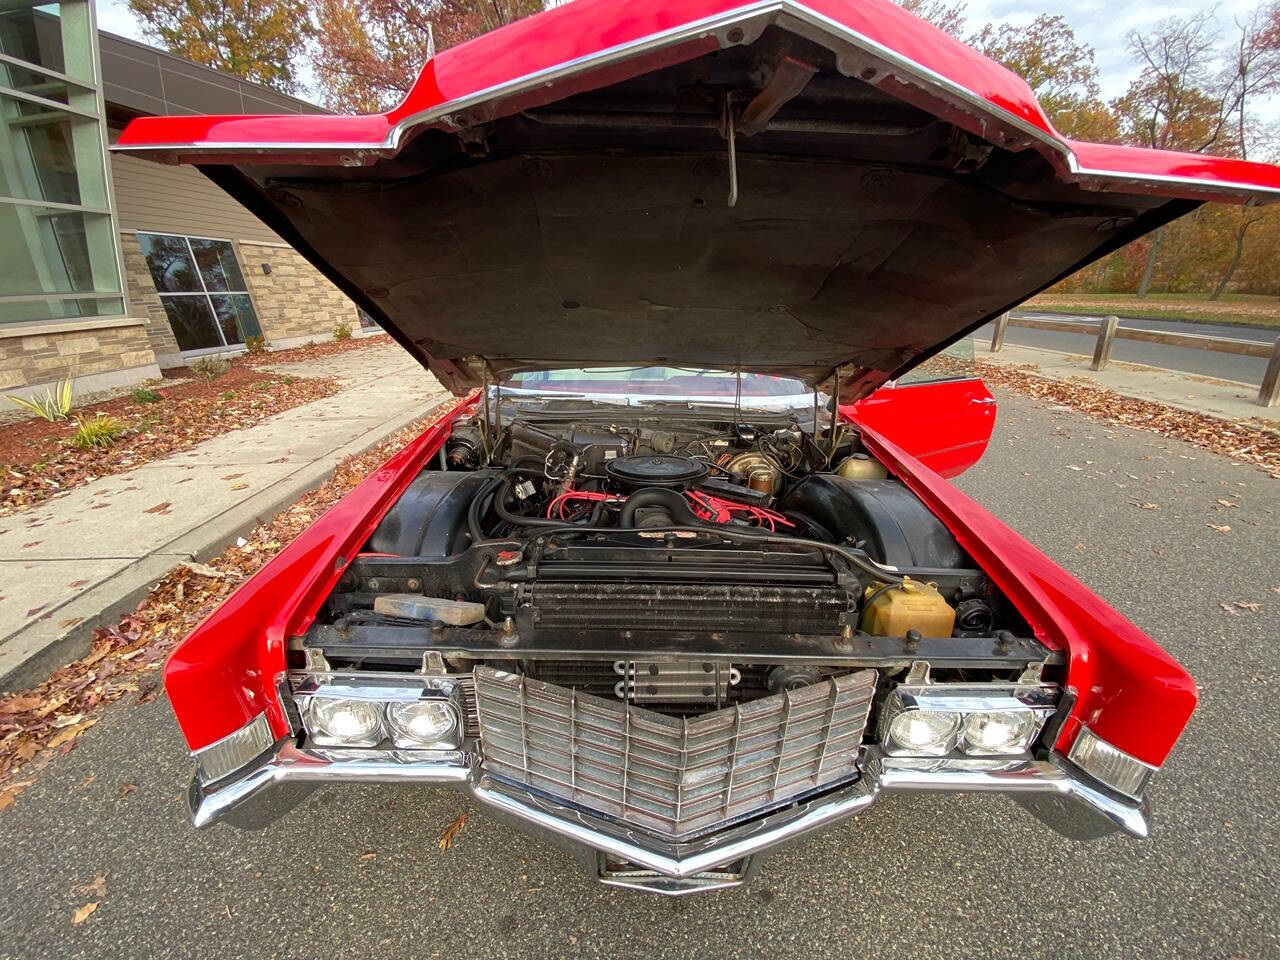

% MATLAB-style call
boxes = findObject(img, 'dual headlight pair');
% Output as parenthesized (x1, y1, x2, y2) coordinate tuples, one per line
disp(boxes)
(880, 683, 1056, 757)
(293, 673, 463, 750)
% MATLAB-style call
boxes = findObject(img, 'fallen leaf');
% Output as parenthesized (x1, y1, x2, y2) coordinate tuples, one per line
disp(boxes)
(0, 790, 17, 812)
(230, 482, 249, 491)
(1216, 499, 1238, 508)
(1067, 465, 1083, 471)
(144, 502, 172, 515)
(0, 694, 43, 714)
(117, 782, 137, 798)
(180, 561, 232, 580)
(76, 875, 107, 898)
(438, 811, 469, 850)
(47, 716, 98, 750)
(359, 852, 376, 862)
(72, 902, 98, 925)
(1207, 524, 1231, 533)
(1236, 601, 1261, 613)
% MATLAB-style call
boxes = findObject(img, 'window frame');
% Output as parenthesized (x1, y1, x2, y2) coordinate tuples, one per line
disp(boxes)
(0, 0, 126, 327)
(136, 230, 263, 354)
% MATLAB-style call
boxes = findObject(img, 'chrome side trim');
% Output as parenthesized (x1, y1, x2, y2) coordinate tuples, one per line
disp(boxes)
(188, 741, 1149, 881)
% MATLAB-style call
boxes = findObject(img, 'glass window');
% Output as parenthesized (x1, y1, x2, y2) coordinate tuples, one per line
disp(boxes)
(897, 338, 976, 385)
(138, 233, 263, 352)
(0, 0, 123, 326)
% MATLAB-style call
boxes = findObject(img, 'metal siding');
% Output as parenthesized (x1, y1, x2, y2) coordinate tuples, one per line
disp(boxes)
(110, 152, 282, 243)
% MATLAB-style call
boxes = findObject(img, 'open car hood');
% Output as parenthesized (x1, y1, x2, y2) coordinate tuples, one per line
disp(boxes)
(115, 0, 1280, 402)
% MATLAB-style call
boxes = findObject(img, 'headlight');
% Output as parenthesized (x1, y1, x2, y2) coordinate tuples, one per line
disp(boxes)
(293, 672, 464, 750)
(387, 700, 458, 747)
(307, 697, 384, 746)
(960, 711, 1038, 755)
(880, 677, 1056, 758)
(886, 709, 960, 755)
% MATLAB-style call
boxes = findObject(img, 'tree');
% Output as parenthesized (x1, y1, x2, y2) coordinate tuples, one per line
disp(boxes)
(309, 0, 545, 112)
(1210, 3, 1280, 299)
(127, 0, 312, 94)
(969, 15, 1116, 141)
(897, 0, 967, 39)
(1112, 13, 1234, 298)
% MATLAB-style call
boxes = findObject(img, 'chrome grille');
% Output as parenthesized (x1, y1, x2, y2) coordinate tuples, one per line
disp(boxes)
(473, 665, 876, 838)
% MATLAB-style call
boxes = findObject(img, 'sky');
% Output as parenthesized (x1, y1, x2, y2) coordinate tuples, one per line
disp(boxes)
(94, 0, 1279, 122)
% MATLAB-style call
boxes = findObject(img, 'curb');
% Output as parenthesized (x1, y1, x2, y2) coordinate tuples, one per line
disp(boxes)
(0, 397, 443, 692)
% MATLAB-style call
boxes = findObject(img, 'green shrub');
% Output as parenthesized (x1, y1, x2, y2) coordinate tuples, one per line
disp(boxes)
(244, 334, 268, 355)
(219, 390, 237, 400)
(131, 386, 163, 404)
(7, 378, 73, 421)
(281, 375, 295, 385)
(333, 320, 353, 341)
(70, 413, 126, 449)
(192, 355, 231, 380)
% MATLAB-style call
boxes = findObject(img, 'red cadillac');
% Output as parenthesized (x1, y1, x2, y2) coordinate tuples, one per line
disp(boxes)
(116, 0, 1279, 893)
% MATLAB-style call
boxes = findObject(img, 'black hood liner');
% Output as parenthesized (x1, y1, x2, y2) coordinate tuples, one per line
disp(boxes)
(197, 33, 1194, 402)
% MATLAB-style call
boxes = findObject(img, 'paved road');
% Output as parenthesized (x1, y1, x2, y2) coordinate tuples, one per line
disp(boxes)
(2, 393, 1278, 960)
(973, 312, 1277, 383)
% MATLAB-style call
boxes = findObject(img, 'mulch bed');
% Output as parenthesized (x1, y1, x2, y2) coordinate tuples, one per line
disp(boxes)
(0, 398, 456, 809)
(1, 365, 339, 516)
(239, 330, 392, 366)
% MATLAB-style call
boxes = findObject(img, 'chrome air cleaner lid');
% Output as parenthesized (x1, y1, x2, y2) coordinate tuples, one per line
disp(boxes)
(606, 454, 708, 490)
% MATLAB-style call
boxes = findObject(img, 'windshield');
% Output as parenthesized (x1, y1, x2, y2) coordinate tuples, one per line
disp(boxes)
(503, 367, 810, 400)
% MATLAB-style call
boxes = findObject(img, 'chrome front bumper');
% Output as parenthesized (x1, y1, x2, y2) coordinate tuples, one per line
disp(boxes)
(189, 741, 1148, 893)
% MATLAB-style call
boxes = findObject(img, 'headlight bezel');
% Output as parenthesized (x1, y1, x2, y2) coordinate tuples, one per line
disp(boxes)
(881, 678, 1057, 758)
(292, 672, 464, 751)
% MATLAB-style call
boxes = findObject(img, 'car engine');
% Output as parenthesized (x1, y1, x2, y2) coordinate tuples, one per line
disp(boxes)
(297, 403, 1056, 722)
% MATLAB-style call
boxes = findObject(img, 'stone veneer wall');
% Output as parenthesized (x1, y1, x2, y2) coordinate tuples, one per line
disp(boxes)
(120, 234, 361, 366)
(0, 320, 158, 393)
(239, 241, 360, 347)
(120, 232, 183, 362)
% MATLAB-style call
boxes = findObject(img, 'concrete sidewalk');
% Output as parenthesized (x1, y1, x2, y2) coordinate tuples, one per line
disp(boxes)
(975, 339, 1280, 426)
(0, 341, 448, 690)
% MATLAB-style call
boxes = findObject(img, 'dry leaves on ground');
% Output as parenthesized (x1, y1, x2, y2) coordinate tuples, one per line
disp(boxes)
(971, 360, 1280, 479)
(438, 811, 469, 851)
(1, 368, 339, 515)
(240, 332, 391, 367)
(71, 902, 98, 924)
(0, 398, 456, 807)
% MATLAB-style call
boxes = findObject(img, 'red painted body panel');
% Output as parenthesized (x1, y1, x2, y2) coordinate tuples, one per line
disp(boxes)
(169, 380, 1195, 769)
(114, 0, 1280, 204)
(163, 395, 476, 750)
(848, 378, 995, 478)
(847, 407, 1197, 768)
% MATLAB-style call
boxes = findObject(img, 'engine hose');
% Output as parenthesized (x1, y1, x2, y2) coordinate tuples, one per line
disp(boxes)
(492, 476, 579, 528)
(618, 487, 701, 527)
(467, 475, 505, 544)
(532, 522, 904, 584)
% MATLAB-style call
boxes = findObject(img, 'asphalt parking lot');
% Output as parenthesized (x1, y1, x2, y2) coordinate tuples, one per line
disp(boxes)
(1, 390, 1277, 960)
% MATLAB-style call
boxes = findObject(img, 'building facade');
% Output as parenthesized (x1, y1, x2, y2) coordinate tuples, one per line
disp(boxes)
(1, 0, 361, 401)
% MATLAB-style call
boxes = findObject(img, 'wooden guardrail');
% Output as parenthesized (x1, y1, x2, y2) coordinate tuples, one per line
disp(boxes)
(988, 312, 1280, 408)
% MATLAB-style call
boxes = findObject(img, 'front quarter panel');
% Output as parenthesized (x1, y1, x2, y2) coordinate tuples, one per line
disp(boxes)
(163, 394, 477, 752)
(850, 413, 1198, 768)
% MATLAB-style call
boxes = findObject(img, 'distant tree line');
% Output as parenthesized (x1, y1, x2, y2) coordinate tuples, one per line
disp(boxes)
(126, 0, 1280, 298)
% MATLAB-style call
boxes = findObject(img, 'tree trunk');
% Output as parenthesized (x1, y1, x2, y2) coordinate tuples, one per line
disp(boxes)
(1136, 226, 1164, 300)
(1210, 218, 1251, 302)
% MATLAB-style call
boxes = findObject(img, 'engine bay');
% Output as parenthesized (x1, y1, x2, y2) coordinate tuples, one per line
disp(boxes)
(297, 397, 1058, 722)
